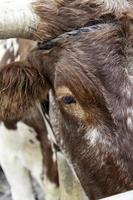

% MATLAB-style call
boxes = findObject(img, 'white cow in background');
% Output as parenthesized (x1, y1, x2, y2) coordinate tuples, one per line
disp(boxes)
(0, 38, 59, 200)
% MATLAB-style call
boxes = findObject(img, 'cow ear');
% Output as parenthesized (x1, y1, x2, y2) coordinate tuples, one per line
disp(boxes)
(0, 61, 49, 120)
(27, 47, 57, 84)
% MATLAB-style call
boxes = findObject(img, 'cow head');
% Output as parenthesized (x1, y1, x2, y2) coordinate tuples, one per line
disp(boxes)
(29, 22, 133, 199)
(0, 0, 133, 199)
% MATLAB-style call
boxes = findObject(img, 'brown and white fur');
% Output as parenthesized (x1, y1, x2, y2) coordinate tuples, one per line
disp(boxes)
(0, 1, 133, 200)
(0, 39, 59, 200)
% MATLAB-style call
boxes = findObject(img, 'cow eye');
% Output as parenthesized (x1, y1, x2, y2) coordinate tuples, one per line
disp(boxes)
(62, 96, 76, 105)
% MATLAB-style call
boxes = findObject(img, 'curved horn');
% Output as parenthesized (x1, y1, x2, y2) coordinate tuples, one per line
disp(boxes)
(0, 0, 40, 40)
(0, 0, 132, 41)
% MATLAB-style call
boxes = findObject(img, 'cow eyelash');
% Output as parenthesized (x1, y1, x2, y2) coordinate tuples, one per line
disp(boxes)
(62, 96, 76, 105)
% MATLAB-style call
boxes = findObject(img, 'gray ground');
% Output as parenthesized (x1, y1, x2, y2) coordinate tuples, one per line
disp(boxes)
(0, 168, 44, 200)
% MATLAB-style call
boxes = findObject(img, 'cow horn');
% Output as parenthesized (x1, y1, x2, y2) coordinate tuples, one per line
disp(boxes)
(0, 0, 40, 40)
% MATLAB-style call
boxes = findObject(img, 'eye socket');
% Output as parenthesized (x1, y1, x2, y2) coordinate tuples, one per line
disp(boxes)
(62, 95, 76, 105)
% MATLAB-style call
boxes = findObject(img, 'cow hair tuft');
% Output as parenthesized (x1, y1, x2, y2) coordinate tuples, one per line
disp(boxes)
(0, 62, 48, 120)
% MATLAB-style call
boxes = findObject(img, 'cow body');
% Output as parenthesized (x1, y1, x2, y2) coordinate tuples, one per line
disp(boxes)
(0, 39, 59, 200)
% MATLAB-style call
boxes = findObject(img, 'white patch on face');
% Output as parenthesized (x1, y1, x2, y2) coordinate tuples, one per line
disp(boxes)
(85, 128, 112, 149)
(85, 128, 100, 146)
(0, 121, 44, 200)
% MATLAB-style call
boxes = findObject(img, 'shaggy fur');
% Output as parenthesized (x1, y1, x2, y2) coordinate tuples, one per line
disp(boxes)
(0, 1, 133, 199)
(0, 61, 49, 120)
(32, 0, 133, 40)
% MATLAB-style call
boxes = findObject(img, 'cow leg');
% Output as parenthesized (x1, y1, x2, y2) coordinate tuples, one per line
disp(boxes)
(18, 122, 60, 200)
(15, 122, 45, 194)
(0, 158, 35, 200)
(0, 122, 36, 200)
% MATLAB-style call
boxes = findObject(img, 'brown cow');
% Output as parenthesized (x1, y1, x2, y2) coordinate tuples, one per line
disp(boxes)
(0, 0, 132, 199)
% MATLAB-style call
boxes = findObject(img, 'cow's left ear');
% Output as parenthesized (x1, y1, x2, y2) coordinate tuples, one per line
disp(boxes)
(0, 61, 49, 120)
(27, 47, 57, 85)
